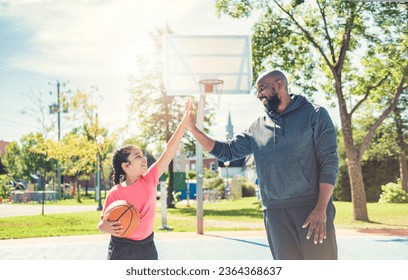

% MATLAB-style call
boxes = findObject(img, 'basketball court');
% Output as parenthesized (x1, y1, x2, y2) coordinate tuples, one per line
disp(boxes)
(0, 230, 407, 260)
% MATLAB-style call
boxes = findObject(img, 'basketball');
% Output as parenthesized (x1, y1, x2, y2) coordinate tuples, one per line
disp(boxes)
(104, 200, 140, 238)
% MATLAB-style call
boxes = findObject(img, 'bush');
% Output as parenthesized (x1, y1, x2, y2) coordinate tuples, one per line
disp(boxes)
(242, 181, 256, 197)
(0, 174, 12, 199)
(204, 168, 218, 179)
(335, 158, 399, 202)
(378, 180, 408, 204)
(204, 176, 225, 197)
(204, 177, 224, 190)
(187, 170, 196, 180)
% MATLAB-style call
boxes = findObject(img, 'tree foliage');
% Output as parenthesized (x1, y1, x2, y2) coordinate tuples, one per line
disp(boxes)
(215, 0, 408, 221)
(127, 26, 216, 208)
(3, 133, 55, 184)
(67, 88, 116, 190)
(5, 88, 117, 197)
(0, 155, 7, 175)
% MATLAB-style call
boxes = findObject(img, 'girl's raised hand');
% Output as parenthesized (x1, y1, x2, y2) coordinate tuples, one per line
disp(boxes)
(184, 99, 196, 130)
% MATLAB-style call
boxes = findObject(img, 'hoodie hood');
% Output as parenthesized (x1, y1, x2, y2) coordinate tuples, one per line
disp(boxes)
(266, 94, 308, 118)
(266, 94, 308, 143)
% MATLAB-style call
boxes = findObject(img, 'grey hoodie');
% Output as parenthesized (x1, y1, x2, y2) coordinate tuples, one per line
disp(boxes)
(210, 95, 339, 209)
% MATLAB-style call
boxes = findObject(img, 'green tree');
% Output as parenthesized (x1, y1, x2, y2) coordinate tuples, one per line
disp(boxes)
(55, 133, 97, 202)
(0, 156, 6, 175)
(361, 106, 408, 192)
(4, 133, 52, 187)
(216, 0, 407, 221)
(68, 88, 117, 193)
(393, 100, 408, 192)
(0, 174, 12, 199)
(19, 86, 62, 191)
(128, 27, 185, 208)
(128, 27, 216, 208)
(3, 141, 24, 181)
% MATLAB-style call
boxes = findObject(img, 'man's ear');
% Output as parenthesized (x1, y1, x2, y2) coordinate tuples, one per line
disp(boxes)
(277, 80, 284, 91)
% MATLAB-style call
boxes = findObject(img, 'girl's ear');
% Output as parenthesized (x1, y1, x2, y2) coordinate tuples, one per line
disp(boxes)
(121, 161, 129, 172)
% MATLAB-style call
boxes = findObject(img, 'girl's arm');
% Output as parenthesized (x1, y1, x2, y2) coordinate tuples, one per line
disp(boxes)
(97, 213, 124, 237)
(152, 100, 191, 177)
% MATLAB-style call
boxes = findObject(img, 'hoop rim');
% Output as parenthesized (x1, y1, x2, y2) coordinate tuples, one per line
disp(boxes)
(199, 79, 224, 85)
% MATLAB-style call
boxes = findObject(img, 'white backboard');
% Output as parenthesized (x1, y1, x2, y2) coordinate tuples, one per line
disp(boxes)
(163, 35, 252, 95)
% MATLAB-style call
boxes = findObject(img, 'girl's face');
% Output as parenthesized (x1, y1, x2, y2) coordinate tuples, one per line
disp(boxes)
(124, 147, 148, 176)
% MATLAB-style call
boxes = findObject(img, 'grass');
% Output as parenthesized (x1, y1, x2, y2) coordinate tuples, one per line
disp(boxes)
(20, 193, 102, 206)
(334, 201, 408, 229)
(0, 197, 407, 239)
(0, 212, 101, 239)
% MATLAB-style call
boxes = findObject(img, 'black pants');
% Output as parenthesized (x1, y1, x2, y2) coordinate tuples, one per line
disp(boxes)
(263, 202, 337, 260)
(107, 232, 158, 260)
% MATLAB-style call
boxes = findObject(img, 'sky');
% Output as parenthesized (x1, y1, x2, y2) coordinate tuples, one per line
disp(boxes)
(0, 0, 338, 144)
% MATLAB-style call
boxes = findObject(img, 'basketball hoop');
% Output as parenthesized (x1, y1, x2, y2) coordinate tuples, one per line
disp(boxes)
(199, 79, 224, 95)
(199, 79, 223, 110)
(199, 79, 224, 110)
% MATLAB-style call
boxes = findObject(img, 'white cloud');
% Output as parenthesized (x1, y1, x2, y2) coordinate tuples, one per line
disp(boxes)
(0, 0, 261, 142)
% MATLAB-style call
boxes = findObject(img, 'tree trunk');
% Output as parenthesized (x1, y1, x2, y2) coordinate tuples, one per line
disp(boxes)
(76, 173, 81, 203)
(394, 108, 408, 192)
(342, 127, 369, 221)
(167, 160, 175, 208)
(399, 153, 408, 192)
(347, 152, 369, 221)
(334, 73, 369, 221)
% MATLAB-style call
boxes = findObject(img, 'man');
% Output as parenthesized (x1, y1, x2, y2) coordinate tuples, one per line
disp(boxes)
(186, 70, 339, 260)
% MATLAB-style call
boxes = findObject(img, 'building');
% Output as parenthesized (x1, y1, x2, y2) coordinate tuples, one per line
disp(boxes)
(0, 140, 10, 156)
(226, 110, 234, 140)
(217, 110, 246, 178)
(187, 154, 218, 173)
(243, 154, 257, 185)
(173, 148, 190, 172)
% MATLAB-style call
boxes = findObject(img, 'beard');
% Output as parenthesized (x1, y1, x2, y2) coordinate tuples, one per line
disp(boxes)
(264, 90, 281, 112)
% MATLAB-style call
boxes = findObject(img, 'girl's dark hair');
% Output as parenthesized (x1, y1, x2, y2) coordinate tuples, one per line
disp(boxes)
(111, 144, 136, 184)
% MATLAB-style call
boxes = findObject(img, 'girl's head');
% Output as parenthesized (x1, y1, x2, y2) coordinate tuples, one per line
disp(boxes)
(112, 144, 147, 184)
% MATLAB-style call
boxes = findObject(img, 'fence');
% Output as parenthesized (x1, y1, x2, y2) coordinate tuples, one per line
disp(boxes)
(11, 191, 58, 203)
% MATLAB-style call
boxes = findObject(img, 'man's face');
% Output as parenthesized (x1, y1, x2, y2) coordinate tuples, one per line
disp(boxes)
(256, 77, 281, 112)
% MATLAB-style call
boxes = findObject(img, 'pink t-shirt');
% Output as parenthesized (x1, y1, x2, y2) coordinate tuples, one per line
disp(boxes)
(102, 165, 158, 240)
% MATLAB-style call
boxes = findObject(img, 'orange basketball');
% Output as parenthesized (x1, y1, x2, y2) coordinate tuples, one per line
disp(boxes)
(104, 200, 140, 238)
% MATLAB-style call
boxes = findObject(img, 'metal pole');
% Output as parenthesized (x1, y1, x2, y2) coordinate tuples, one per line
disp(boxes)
(57, 81, 61, 199)
(42, 167, 45, 215)
(186, 181, 190, 207)
(97, 153, 103, 211)
(196, 94, 205, 234)
(158, 181, 172, 230)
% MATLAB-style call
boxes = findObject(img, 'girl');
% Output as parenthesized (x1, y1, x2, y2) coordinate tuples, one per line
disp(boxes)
(97, 100, 191, 260)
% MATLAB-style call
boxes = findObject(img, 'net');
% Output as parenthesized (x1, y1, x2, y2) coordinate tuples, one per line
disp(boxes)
(199, 79, 224, 95)
(199, 79, 224, 110)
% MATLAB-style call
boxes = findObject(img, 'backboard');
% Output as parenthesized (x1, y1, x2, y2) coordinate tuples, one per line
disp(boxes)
(163, 35, 252, 96)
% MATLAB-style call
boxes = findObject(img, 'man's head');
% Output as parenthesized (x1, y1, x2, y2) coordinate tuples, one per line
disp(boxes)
(255, 70, 289, 112)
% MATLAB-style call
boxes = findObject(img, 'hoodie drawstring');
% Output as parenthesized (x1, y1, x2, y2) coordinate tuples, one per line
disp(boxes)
(274, 121, 276, 143)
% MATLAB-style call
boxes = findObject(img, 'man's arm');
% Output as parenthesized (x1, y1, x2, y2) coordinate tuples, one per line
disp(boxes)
(303, 107, 338, 244)
(302, 183, 334, 244)
(186, 101, 253, 161)
(187, 119, 216, 152)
